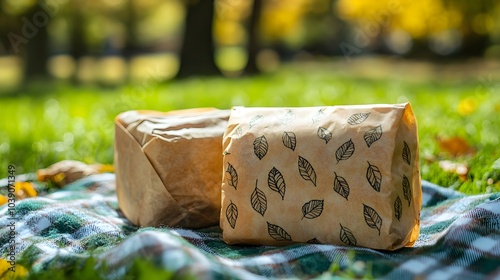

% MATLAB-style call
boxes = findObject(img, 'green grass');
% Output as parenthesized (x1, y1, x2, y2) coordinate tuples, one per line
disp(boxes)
(20, 256, 178, 280)
(1, 61, 499, 195)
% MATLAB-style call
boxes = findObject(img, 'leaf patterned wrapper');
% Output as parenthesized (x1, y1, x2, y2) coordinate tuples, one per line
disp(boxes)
(221, 103, 421, 250)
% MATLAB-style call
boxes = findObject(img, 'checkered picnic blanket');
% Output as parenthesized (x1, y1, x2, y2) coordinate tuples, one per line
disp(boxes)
(1, 173, 499, 279)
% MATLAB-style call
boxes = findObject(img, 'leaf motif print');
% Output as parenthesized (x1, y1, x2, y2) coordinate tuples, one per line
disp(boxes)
(307, 238, 321, 244)
(249, 115, 264, 129)
(339, 224, 357, 246)
(317, 127, 332, 144)
(395, 196, 402, 221)
(403, 175, 412, 206)
(298, 156, 317, 186)
(235, 126, 243, 138)
(267, 222, 292, 241)
(363, 204, 382, 235)
(347, 112, 370, 125)
(335, 139, 355, 163)
(226, 201, 238, 229)
(312, 108, 326, 124)
(268, 167, 286, 200)
(333, 172, 350, 200)
(302, 199, 324, 219)
(282, 131, 297, 151)
(226, 163, 238, 189)
(364, 125, 383, 147)
(280, 109, 296, 125)
(253, 135, 268, 160)
(251, 180, 267, 217)
(402, 141, 411, 165)
(366, 162, 382, 192)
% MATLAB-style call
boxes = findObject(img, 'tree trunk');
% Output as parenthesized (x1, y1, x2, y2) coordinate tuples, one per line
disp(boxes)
(176, 0, 220, 78)
(0, 10, 12, 55)
(68, 2, 87, 84)
(69, 6, 87, 61)
(243, 0, 263, 75)
(23, 4, 50, 80)
(123, 0, 139, 59)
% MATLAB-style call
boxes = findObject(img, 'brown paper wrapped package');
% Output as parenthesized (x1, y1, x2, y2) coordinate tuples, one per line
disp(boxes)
(220, 103, 421, 250)
(115, 108, 230, 228)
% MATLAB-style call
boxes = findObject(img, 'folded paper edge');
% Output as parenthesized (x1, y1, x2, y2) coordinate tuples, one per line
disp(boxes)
(115, 119, 188, 226)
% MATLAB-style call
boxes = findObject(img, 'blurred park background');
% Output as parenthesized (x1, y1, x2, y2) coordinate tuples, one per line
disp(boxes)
(0, 0, 499, 194)
(1, 0, 500, 87)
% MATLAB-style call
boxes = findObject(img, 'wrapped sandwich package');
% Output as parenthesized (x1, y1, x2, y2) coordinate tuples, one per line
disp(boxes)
(115, 108, 230, 228)
(220, 103, 421, 250)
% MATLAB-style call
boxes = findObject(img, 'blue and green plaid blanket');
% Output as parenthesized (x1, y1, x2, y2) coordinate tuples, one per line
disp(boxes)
(1, 173, 499, 279)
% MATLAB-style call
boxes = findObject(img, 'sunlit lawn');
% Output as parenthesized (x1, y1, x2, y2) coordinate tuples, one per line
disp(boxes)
(1, 58, 499, 195)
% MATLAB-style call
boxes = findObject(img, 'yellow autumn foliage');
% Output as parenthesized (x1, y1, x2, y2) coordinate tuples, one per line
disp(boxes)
(215, 0, 315, 45)
(214, 0, 252, 45)
(214, 19, 247, 45)
(0, 182, 37, 206)
(337, 0, 463, 38)
(0, 196, 7, 206)
(13, 182, 37, 199)
(260, 0, 311, 41)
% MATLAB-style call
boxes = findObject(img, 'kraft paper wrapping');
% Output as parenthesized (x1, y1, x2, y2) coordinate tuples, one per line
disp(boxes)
(115, 108, 230, 228)
(220, 103, 421, 250)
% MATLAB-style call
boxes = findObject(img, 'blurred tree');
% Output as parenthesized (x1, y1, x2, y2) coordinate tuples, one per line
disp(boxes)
(214, 0, 313, 74)
(256, 0, 313, 62)
(69, 0, 88, 83)
(260, 0, 310, 47)
(177, 0, 221, 78)
(0, 16, 8, 54)
(243, 0, 262, 74)
(1, 2, 27, 56)
(0, 10, 13, 55)
(123, 0, 140, 58)
(23, 1, 50, 79)
(336, 0, 499, 56)
(213, 0, 252, 74)
(302, 0, 349, 56)
(441, 0, 494, 56)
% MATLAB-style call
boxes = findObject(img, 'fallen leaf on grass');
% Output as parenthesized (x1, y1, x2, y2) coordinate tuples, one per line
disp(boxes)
(439, 160, 469, 181)
(457, 97, 478, 116)
(0, 182, 38, 206)
(435, 136, 476, 157)
(37, 160, 112, 187)
(14, 181, 37, 198)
